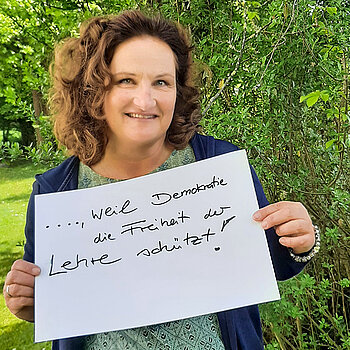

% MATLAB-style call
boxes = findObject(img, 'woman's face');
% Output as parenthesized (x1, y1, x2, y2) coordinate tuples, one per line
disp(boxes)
(103, 35, 177, 151)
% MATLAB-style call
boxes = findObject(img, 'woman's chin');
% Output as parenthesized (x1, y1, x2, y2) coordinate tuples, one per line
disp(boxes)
(119, 134, 167, 150)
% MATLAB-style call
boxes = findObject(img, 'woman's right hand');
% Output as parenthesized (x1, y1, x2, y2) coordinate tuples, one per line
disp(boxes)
(3, 259, 40, 322)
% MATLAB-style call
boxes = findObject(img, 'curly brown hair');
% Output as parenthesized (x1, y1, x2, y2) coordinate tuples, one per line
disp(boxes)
(50, 10, 202, 165)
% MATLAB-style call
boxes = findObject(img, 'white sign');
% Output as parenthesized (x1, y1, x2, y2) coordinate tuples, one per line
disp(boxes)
(34, 150, 279, 342)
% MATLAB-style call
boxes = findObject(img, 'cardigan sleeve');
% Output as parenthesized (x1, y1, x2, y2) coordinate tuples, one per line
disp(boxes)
(23, 181, 40, 264)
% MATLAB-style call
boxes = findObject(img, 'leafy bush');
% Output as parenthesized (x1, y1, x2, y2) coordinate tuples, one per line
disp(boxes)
(0, 140, 65, 167)
(24, 141, 66, 168)
(0, 141, 23, 163)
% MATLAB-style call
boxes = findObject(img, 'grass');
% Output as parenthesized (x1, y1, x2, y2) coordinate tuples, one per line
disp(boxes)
(0, 160, 51, 350)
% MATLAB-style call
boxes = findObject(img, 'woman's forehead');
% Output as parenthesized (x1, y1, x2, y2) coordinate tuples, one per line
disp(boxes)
(110, 36, 176, 76)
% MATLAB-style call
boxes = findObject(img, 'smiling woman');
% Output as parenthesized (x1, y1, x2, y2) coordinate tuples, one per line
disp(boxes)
(3, 9, 318, 350)
(51, 11, 201, 169)
(96, 36, 178, 179)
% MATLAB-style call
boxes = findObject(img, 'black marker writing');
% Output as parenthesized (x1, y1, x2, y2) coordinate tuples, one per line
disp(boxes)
(48, 253, 122, 276)
(183, 227, 216, 246)
(136, 239, 182, 257)
(183, 233, 202, 246)
(221, 215, 236, 232)
(159, 210, 191, 227)
(49, 254, 67, 276)
(121, 219, 159, 236)
(150, 176, 227, 206)
(93, 232, 116, 244)
(45, 221, 84, 230)
(91, 199, 137, 220)
(204, 206, 231, 219)
(202, 227, 217, 241)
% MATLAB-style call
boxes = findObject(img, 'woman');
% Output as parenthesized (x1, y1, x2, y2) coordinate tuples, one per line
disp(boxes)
(4, 10, 319, 350)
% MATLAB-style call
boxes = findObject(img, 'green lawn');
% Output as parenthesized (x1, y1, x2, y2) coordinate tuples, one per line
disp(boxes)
(0, 161, 51, 350)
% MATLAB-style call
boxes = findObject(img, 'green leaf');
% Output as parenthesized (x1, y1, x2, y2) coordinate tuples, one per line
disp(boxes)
(300, 95, 308, 103)
(4, 86, 17, 104)
(307, 94, 320, 107)
(300, 91, 322, 106)
(320, 90, 329, 102)
(326, 108, 336, 119)
(339, 278, 350, 288)
(326, 7, 337, 15)
(326, 139, 336, 149)
(248, 11, 258, 20)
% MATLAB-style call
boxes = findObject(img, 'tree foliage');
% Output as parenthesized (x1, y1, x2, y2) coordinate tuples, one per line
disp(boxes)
(0, 0, 349, 348)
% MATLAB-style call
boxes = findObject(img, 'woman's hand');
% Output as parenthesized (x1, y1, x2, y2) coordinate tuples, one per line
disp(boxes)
(3, 259, 40, 322)
(253, 201, 315, 254)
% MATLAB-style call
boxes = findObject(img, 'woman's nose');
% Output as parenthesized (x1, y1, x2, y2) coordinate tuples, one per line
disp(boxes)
(133, 85, 156, 111)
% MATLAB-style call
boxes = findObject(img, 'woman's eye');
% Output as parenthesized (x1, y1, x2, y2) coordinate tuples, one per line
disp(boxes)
(155, 80, 168, 86)
(118, 78, 132, 84)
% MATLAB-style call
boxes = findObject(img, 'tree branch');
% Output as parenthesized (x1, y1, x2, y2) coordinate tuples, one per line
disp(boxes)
(257, 0, 298, 86)
(246, 18, 273, 42)
(302, 36, 342, 82)
(203, 26, 247, 116)
(7, 14, 47, 46)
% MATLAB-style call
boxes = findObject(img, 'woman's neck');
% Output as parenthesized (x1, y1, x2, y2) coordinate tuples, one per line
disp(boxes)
(91, 140, 174, 180)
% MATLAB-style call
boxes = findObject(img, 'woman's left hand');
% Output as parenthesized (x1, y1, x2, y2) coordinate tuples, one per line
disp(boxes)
(253, 201, 315, 254)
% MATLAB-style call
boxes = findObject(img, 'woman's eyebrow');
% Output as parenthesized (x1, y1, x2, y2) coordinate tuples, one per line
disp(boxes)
(155, 73, 175, 79)
(113, 72, 137, 77)
(112, 72, 175, 80)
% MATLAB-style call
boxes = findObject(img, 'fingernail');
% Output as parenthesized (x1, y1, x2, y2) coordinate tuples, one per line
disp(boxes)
(261, 221, 268, 229)
(279, 238, 287, 245)
(32, 267, 41, 275)
(253, 212, 261, 220)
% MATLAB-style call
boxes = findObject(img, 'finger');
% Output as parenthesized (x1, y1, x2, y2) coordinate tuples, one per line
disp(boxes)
(4, 284, 34, 299)
(260, 207, 298, 229)
(274, 219, 313, 237)
(6, 270, 36, 289)
(5, 296, 34, 313)
(6, 260, 40, 288)
(254, 202, 309, 230)
(279, 234, 315, 254)
(11, 259, 41, 276)
(14, 306, 35, 322)
(253, 201, 304, 222)
(253, 202, 283, 221)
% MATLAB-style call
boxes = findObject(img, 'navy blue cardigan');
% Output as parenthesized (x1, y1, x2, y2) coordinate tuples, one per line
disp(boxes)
(24, 134, 306, 350)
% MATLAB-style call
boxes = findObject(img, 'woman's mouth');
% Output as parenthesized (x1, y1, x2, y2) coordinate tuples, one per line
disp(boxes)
(125, 113, 157, 119)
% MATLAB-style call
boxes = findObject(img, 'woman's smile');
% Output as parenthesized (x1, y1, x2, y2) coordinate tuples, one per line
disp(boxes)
(124, 113, 158, 119)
